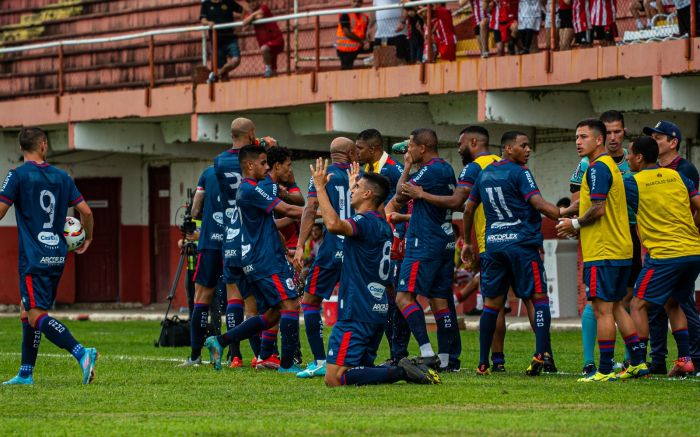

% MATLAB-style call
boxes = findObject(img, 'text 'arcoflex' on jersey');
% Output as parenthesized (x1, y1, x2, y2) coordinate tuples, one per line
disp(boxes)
(0, 161, 84, 274)
(405, 158, 456, 258)
(196, 166, 225, 251)
(340, 210, 394, 324)
(468, 159, 543, 251)
(308, 162, 353, 269)
(214, 148, 243, 267)
(459, 153, 500, 253)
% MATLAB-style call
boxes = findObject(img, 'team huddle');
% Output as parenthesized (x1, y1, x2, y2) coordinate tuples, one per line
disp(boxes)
(2, 110, 699, 386)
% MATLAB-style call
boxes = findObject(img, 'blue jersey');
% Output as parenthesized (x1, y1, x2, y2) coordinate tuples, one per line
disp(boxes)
(664, 155, 700, 188)
(340, 210, 394, 324)
(469, 159, 543, 251)
(196, 166, 225, 251)
(308, 162, 353, 269)
(373, 154, 407, 238)
(404, 158, 456, 259)
(0, 161, 84, 275)
(237, 178, 288, 280)
(214, 148, 243, 266)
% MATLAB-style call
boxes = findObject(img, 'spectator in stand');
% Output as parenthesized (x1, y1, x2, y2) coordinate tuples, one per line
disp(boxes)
(372, 0, 409, 62)
(337, 0, 372, 70)
(488, 0, 504, 55)
(557, 0, 575, 49)
(517, 0, 543, 54)
(497, 0, 519, 55)
(304, 223, 324, 266)
(398, 4, 424, 63)
(419, 3, 457, 62)
(242, 0, 285, 78)
(459, 0, 490, 58)
(572, 0, 592, 46)
(201, 0, 247, 83)
(675, 0, 699, 37)
(589, 0, 616, 45)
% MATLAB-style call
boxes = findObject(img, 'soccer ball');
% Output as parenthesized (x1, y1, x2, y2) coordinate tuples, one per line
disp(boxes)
(64, 217, 85, 252)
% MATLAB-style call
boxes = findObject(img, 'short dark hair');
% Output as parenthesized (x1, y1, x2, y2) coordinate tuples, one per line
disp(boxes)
(459, 125, 490, 143)
(599, 110, 625, 127)
(500, 130, 527, 147)
(631, 136, 659, 163)
(410, 128, 438, 150)
(576, 118, 607, 141)
(357, 128, 383, 146)
(18, 127, 47, 152)
(266, 146, 291, 168)
(556, 197, 571, 208)
(239, 144, 267, 165)
(361, 172, 390, 206)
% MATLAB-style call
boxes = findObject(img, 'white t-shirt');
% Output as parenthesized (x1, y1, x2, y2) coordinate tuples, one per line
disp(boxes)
(373, 0, 406, 39)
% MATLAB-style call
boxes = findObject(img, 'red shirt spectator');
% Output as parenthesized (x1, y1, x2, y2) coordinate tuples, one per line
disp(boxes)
(243, 1, 285, 76)
(426, 5, 456, 61)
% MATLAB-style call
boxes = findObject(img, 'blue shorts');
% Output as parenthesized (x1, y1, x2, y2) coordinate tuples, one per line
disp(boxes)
(249, 270, 298, 311)
(193, 249, 223, 288)
(584, 264, 631, 302)
(480, 247, 546, 300)
(390, 259, 402, 288)
(635, 256, 700, 306)
(304, 263, 340, 300)
(223, 264, 252, 299)
(20, 273, 60, 310)
(398, 253, 453, 299)
(326, 320, 384, 367)
(217, 39, 240, 67)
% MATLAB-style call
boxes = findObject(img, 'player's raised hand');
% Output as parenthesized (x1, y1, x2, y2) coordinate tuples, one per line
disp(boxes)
(310, 157, 330, 189)
(401, 183, 424, 200)
(403, 151, 414, 168)
(261, 136, 278, 147)
(75, 239, 92, 255)
(348, 161, 360, 186)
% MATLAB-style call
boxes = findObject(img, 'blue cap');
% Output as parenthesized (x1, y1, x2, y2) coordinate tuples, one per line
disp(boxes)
(643, 120, 682, 142)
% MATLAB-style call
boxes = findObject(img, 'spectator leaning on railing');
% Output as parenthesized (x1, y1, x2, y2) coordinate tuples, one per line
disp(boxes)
(398, 2, 424, 63)
(337, 0, 372, 70)
(372, 0, 409, 62)
(201, 0, 247, 83)
(674, 0, 700, 36)
(243, 0, 285, 78)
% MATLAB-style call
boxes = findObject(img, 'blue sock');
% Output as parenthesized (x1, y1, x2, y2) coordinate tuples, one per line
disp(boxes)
(249, 333, 261, 358)
(401, 301, 431, 349)
(341, 366, 405, 386)
(190, 303, 209, 361)
(672, 329, 690, 359)
(388, 300, 411, 360)
(217, 314, 270, 347)
(226, 299, 244, 359)
(598, 339, 615, 374)
(623, 333, 643, 366)
(302, 303, 325, 361)
(260, 329, 278, 360)
(639, 336, 648, 362)
(447, 300, 462, 366)
(19, 317, 41, 378)
(582, 304, 597, 365)
(280, 310, 300, 369)
(434, 308, 453, 367)
(35, 314, 84, 362)
(533, 297, 551, 356)
(479, 305, 500, 366)
(491, 351, 505, 365)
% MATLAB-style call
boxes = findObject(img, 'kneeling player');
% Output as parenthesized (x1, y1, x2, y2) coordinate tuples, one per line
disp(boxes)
(310, 160, 440, 386)
(625, 136, 700, 377)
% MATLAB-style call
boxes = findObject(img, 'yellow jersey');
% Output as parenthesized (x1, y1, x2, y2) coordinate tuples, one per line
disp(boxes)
(627, 167, 700, 259)
(459, 153, 500, 253)
(580, 154, 632, 263)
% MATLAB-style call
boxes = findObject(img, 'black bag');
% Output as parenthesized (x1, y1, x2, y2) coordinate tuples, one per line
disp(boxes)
(157, 315, 191, 347)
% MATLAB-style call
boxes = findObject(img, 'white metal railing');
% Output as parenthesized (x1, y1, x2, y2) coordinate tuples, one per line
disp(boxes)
(0, 0, 458, 55)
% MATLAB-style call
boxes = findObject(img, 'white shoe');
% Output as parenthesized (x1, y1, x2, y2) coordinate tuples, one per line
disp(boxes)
(179, 357, 202, 367)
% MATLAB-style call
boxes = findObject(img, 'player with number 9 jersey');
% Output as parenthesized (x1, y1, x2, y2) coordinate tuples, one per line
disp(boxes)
(214, 147, 246, 287)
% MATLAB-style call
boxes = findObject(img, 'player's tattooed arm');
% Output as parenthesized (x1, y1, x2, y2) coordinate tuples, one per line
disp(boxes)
(556, 199, 605, 237)
(311, 158, 353, 237)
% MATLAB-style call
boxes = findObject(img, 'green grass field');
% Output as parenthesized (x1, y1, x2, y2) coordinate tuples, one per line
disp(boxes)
(0, 318, 698, 436)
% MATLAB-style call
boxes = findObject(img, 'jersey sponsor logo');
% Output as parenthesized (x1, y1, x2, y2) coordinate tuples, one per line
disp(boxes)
(367, 282, 386, 300)
(372, 303, 389, 313)
(334, 251, 344, 260)
(213, 212, 224, 225)
(225, 207, 239, 223)
(487, 233, 519, 242)
(38, 231, 60, 246)
(40, 256, 65, 266)
(285, 278, 295, 290)
(441, 223, 454, 235)
(491, 219, 522, 229)
(243, 264, 255, 274)
(210, 233, 223, 242)
(224, 249, 237, 258)
(589, 167, 597, 191)
(644, 178, 675, 187)
(254, 186, 274, 201)
(241, 244, 251, 258)
(226, 227, 240, 241)
(1, 172, 11, 192)
(524, 170, 536, 189)
(412, 166, 428, 183)
(445, 241, 456, 250)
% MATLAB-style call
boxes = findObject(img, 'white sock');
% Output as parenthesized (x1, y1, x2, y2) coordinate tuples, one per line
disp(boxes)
(419, 343, 435, 357)
(438, 353, 449, 368)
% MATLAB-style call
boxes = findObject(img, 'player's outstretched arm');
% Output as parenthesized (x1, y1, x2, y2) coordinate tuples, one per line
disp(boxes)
(293, 196, 319, 271)
(272, 201, 303, 220)
(311, 158, 353, 237)
(402, 184, 469, 211)
(74, 201, 94, 254)
(0, 202, 9, 221)
(528, 194, 561, 220)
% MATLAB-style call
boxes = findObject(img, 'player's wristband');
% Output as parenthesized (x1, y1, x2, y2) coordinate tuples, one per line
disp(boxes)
(571, 219, 581, 230)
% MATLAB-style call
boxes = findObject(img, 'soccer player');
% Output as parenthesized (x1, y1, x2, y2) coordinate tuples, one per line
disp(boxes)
(557, 118, 649, 382)
(180, 165, 226, 367)
(624, 136, 700, 377)
(461, 131, 559, 376)
(642, 120, 700, 375)
(386, 128, 456, 372)
(568, 110, 639, 375)
(402, 126, 499, 371)
(205, 145, 303, 372)
(309, 159, 440, 387)
(355, 129, 412, 366)
(1, 127, 97, 385)
(292, 137, 356, 378)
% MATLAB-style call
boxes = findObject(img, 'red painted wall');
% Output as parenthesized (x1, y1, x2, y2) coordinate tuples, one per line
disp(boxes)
(121, 225, 151, 305)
